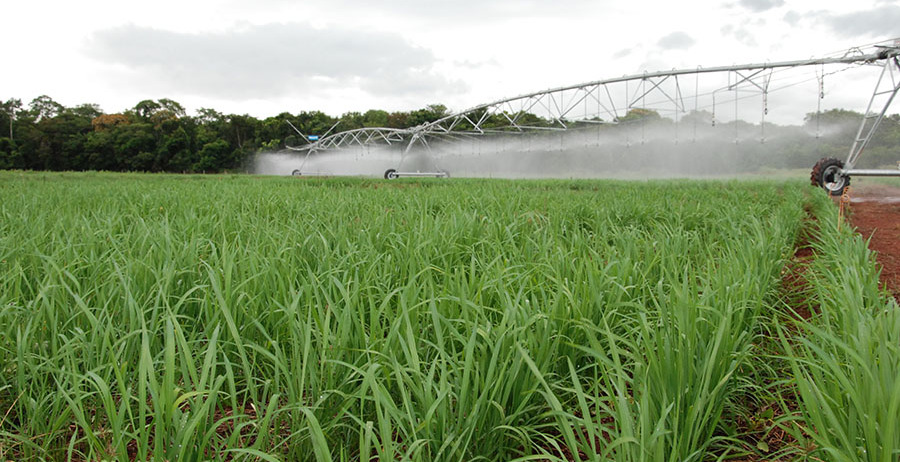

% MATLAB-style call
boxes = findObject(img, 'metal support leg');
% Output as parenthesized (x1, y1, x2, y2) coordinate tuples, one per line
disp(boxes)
(845, 56, 900, 170)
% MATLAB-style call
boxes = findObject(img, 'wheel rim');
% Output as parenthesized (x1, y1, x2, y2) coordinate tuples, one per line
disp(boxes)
(822, 164, 846, 193)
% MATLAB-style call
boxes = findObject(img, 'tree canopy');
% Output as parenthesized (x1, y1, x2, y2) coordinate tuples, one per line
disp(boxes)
(0, 97, 462, 172)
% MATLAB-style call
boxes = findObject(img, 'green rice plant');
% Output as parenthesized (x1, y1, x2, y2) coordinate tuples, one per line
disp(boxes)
(0, 171, 872, 461)
(547, 196, 804, 462)
(778, 194, 900, 462)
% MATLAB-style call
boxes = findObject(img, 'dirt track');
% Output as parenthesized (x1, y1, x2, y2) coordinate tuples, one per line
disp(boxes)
(847, 184, 900, 300)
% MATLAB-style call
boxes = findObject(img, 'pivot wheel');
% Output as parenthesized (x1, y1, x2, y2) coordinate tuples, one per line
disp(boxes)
(810, 157, 850, 196)
(384, 168, 398, 180)
(291, 169, 302, 176)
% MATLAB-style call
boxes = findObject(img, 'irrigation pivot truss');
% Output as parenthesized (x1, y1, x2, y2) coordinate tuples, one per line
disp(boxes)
(288, 38, 900, 189)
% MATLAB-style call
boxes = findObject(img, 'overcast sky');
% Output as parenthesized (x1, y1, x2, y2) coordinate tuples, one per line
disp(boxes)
(3, 0, 898, 124)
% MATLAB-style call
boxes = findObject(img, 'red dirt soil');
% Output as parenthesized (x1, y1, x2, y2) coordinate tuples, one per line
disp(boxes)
(846, 184, 900, 301)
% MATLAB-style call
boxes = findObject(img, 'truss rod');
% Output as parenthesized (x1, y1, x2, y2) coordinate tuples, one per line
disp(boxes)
(419, 49, 896, 133)
(295, 41, 899, 153)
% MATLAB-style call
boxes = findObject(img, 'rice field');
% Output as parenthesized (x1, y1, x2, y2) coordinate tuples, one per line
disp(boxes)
(0, 171, 897, 461)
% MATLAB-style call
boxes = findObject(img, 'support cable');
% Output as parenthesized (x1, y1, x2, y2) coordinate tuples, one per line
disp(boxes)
(761, 69, 771, 143)
(812, 64, 825, 158)
(641, 77, 647, 145)
(693, 69, 699, 142)
(734, 71, 740, 144)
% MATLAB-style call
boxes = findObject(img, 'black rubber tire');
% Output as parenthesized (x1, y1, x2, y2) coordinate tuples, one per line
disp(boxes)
(384, 168, 397, 180)
(291, 169, 302, 177)
(810, 157, 850, 196)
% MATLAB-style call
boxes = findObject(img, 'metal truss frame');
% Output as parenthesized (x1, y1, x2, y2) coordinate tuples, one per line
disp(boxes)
(843, 47, 900, 175)
(289, 39, 900, 178)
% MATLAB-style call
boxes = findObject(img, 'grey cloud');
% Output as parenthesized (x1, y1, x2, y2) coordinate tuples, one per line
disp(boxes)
(817, 5, 900, 38)
(362, 69, 458, 95)
(657, 32, 695, 50)
(253, 0, 597, 20)
(720, 24, 758, 46)
(613, 48, 634, 59)
(452, 58, 500, 70)
(738, 0, 785, 12)
(783, 10, 800, 26)
(733, 29, 758, 46)
(87, 23, 464, 100)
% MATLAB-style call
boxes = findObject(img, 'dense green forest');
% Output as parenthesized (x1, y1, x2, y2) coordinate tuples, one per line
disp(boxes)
(0, 95, 897, 173)
(0, 96, 452, 173)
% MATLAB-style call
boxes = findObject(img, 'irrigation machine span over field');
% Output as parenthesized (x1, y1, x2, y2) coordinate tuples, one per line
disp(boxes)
(286, 38, 900, 190)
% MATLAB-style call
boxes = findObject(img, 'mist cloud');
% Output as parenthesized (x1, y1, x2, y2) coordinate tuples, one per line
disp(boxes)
(256, 115, 861, 179)
(87, 23, 464, 100)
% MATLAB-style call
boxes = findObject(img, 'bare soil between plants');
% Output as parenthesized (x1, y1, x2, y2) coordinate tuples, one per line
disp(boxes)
(847, 184, 900, 301)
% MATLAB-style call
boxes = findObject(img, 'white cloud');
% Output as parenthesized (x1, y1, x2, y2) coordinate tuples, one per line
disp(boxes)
(657, 32, 696, 50)
(720, 24, 758, 47)
(815, 5, 900, 38)
(783, 10, 801, 25)
(1, 0, 894, 123)
(87, 23, 464, 101)
(738, 0, 785, 12)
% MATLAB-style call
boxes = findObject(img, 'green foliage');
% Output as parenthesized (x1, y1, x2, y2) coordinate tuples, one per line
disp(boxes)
(0, 137, 20, 169)
(0, 98, 22, 138)
(28, 95, 64, 121)
(616, 108, 662, 122)
(194, 139, 232, 172)
(66, 103, 103, 120)
(804, 108, 862, 127)
(5, 173, 884, 461)
(338, 111, 364, 130)
(362, 109, 390, 127)
(407, 104, 450, 126)
(160, 126, 193, 172)
(777, 194, 900, 461)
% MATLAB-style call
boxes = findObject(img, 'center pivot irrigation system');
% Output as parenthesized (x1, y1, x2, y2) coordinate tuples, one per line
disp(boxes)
(287, 38, 900, 191)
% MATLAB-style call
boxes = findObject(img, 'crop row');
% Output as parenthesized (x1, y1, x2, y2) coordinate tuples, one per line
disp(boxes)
(0, 172, 896, 461)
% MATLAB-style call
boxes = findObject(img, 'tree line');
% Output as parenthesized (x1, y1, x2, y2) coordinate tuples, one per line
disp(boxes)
(0, 96, 452, 172)
(0, 95, 897, 172)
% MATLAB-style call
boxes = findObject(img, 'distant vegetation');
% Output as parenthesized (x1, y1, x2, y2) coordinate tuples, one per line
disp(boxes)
(0, 96, 898, 173)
